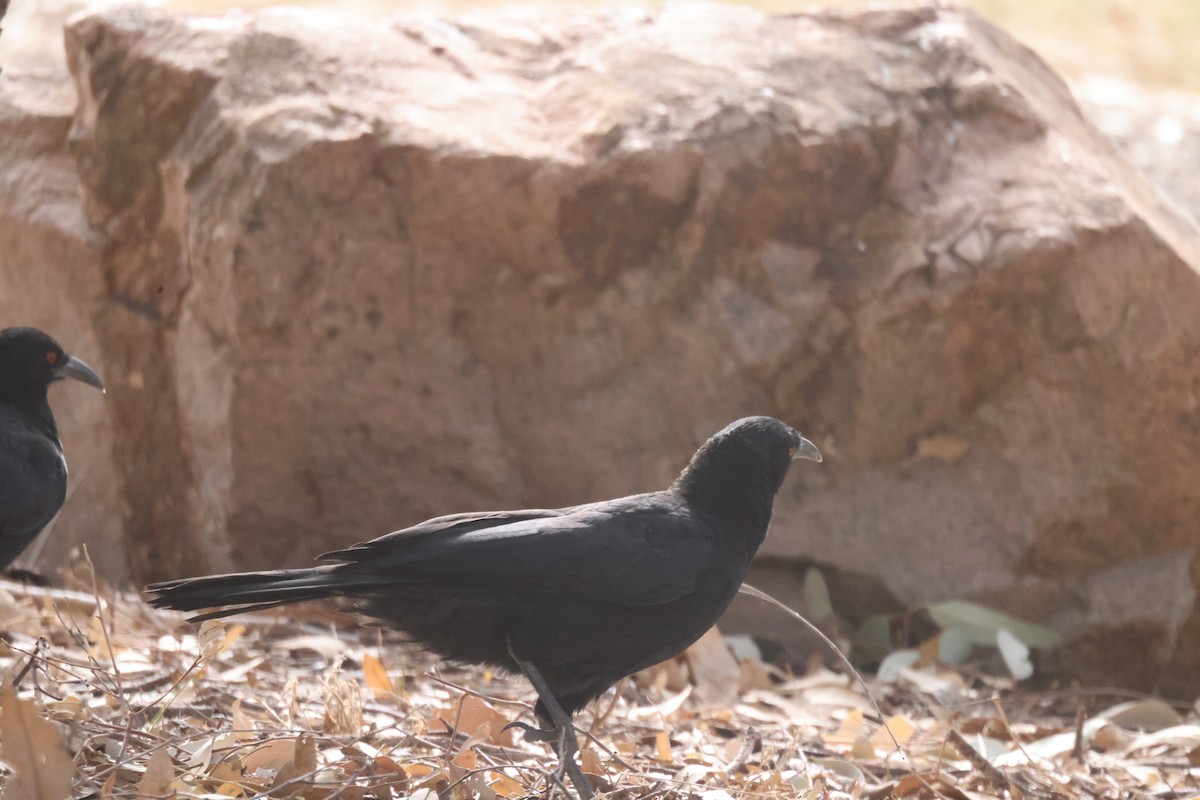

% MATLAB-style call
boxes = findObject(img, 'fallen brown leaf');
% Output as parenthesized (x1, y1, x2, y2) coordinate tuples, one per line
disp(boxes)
(362, 652, 394, 698)
(433, 695, 515, 747)
(270, 733, 317, 797)
(655, 730, 672, 761)
(136, 749, 174, 799)
(0, 685, 73, 800)
(243, 738, 296, 775)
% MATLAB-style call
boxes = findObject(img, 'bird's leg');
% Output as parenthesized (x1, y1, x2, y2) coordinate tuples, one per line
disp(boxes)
(506, 641, 595, 800)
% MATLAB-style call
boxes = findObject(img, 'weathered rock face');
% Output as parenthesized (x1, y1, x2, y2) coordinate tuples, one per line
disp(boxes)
(0, 1, 1194, 692)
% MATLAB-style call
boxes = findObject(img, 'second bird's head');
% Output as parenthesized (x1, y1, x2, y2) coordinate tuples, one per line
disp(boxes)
(673, 415, 822, 503)
(0, 327, 105, 402)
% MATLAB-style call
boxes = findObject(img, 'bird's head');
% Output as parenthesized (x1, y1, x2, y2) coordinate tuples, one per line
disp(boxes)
(672, 416, 821, 525)
(0, 327, 105, 397)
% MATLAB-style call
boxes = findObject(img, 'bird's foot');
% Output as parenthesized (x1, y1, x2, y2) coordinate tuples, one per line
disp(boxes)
(503, 720, 559, 744)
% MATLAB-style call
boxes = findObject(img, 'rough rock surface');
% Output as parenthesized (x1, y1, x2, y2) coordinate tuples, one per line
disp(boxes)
(0, 1, 1196, 692)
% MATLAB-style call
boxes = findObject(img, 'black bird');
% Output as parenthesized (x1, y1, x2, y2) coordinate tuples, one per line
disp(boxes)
(0, 327, 104, 572)
(146, 416, 821, 797)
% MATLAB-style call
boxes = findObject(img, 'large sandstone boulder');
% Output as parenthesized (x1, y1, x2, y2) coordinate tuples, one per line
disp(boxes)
(0, 1, 1195, 692)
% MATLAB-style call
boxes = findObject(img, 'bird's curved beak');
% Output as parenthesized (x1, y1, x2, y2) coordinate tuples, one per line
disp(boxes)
(56, 355, 105, 391)
(793, 436, 822, 463)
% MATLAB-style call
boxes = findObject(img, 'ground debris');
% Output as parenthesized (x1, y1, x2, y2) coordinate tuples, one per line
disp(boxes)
(0, 574, 1193, 800)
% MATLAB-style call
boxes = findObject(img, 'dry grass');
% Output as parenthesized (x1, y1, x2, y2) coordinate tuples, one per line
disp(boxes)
(0, 561, 1197, 799)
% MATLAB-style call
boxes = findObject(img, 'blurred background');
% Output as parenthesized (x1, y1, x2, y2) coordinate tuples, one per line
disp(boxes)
(2, 0, 1200, 91)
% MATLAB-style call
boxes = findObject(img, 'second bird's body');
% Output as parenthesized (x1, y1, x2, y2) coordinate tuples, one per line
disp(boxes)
(0, 402, 68, 568)
(0, 328, 104, 570)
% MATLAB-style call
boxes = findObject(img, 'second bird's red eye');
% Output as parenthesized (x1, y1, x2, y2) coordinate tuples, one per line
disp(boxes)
(46, 352, 57, 365)
(787, 445, 797, 456)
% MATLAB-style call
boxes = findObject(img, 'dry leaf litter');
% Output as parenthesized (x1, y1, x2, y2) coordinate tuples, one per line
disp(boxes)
(0, 567, 1194, 800)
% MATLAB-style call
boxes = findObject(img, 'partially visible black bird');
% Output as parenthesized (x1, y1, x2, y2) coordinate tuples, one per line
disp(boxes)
(147, 416, 821, 798)
(0, 327, 104, 571)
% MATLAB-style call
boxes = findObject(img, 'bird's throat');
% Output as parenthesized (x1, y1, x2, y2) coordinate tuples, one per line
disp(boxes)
(671, 457, 777, 549)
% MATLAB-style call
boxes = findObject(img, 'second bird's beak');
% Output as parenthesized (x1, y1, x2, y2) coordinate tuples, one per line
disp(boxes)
(793, 436, 822, 463)
(56, 355, 105, 391)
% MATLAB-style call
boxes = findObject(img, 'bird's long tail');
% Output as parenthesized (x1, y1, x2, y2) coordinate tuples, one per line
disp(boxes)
(145, 567, 374, 622)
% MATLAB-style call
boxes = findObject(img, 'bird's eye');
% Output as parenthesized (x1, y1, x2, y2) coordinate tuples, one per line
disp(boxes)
(787, 445, 797, 457)
(46, 351, 58, 365)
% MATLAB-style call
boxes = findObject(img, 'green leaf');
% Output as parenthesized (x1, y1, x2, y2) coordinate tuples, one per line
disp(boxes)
(926, 600, 1060, 649)
(1098, 699, 1183, 731)
(852, 615, 894, 662)
(802, 567, 833, 621)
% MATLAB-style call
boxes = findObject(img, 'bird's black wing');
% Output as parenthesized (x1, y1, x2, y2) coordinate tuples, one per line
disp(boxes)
(330, 493, 715, 607)
(321, 508, 571, 560)
(0, 418, 66, 540)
